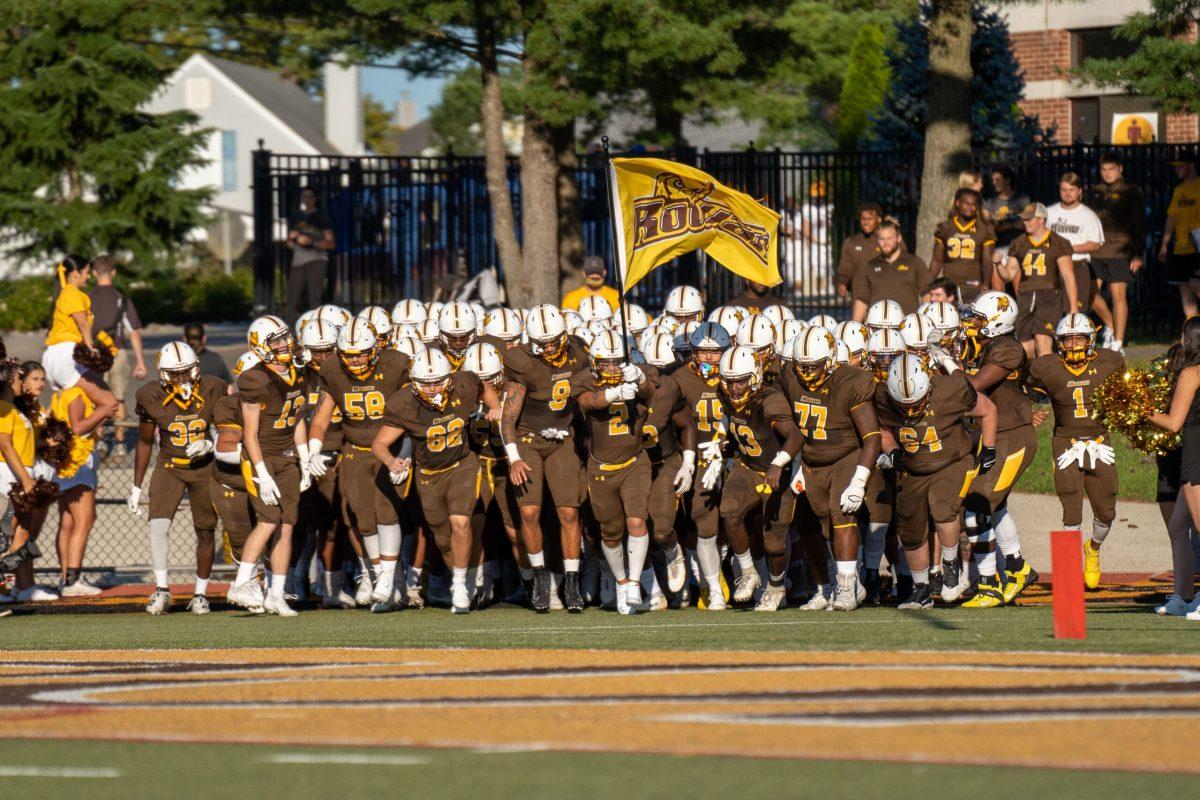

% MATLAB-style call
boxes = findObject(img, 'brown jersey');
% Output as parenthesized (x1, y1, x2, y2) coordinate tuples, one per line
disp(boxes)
(468, 415, 505, 460)
(213, 393, 245, 491)
(720, 385, 793, 472)
(570, 367, 653, 464)
(965, 335, 1030, 432)
(502, 338, 589, 433)
(1009, 230, 1074, 293)
(669, 363, 724, 444)
(318, 349, 412, 448)
(644, 372, 684, 464)
(303, 367, 343, 451)
(236, 364, 306, 456)
(1027, 349, 1124, 439)
(875, 372, 978, 475)
(934, 216, 996, 297)
(135, 375, 227, 460)
(779, 364, 875, 467)
(852, 252, 932, 315)
(382, 371, 482, 470)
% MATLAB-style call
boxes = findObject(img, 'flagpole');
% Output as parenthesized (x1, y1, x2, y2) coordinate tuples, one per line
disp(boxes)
(600, 135, 632, 364)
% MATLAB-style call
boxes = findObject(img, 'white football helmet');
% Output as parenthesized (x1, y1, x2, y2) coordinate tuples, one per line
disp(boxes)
(736, 314, 777, 365)
(967, 291, 1017, 338)
(525, 303, 570, 363)
(438, 301, 478, 358)
(865, 299, 904, 332)
(233, 350, 260, 378)
(638, 324, 667, 352)
(761, 304, 795, 329)
(781, 319, 807, 344)
(899, 313, 937, 354)
(867, 327, 906, 382)
(356, 306, 392, 345)
(586, 318, 613, 339)
(791, 326, 837, 389)
(391, 299, 427, 328)
(157, 341, 200, 400)
(1055, 312, 1096, 366)
(664, 286, 704, 323)
(622, 303, 651, 337)
(708, 305, 744, 338)
(315, 304, 351, 329)
(807, 313, 838, 332)
(561, 309, 585, 331)
(426, 301, 444, 323)
(469, 302, 487, 332)
(574, 326, 596, 347)
(410, 349, 453, 410)
(462, 342, 503, 386)
(719, 345, 763, 410)
(673, 320, 702, 357)
(247, 315, 294, 365)
(484, 307, 523, 344)
(577, 295, 614, 324)
(416, 318, 441, 344)
(642, 331, 677, 368)
(392, 335, 426, 358)
(886, 353, 933, 420)
(294, 309, 317, 340)
(337, 316, 382, 379)
(835, 339, 851, 365)
(922, 301, 963, 354)
(589, 330, 628, 386)
(300, 318, 340, 368)
(836, 321, 870, 367)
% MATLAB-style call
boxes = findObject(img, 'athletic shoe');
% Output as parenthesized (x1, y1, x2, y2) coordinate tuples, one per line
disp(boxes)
(798, 584, 830, 611)
(940, 559, 968, 603)
(451, 582, 471, 614)
(15, 585, 58, 602)
(264, 593, 298, 617)
(187, 595, 210, 615)
(371, 570, 395, 606)
(354, 574, 374, 607)
(855, 576, 866, 605)
(897, 583, 933, 610)
(1083, 540, 1102, 590)
(732, 570, 760, 604)
(617, 581, 641, 616)
(755, 583, 786, 611)
(831, 573, 859, 611)
(863, 569, 881, 606)
(704, 583, 727, 611)
(227, 580, 265, 612)
(283, 573, 300, 603)
(563, 571, 584, 613)
(665, 550, 687, 593)
(961, 578, 1004, 609)
(530, 567, 551, 613)
(548, 572, 564, 610)
(639, 592, 669, 613)
(1185, 606, 1200, 622)
(1156, 594, 1199, 616)
(145, 589, 171, 615)
(60, 577, 102, 597)
(369, 583, 400, 614)
(928, 569, 943, 598)
(405, 576, 425, 609)
(323, 589, 352, 610)
(1002, 561, 1039, 604)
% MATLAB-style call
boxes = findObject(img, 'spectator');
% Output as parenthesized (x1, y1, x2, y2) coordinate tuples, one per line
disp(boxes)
(1046, 172, 1104, 314)
(851, 218, 931, 320)
(88, 255, 147, 455)
(183, 323, 233, 383)
(285, 185, 335, 324)
(954, 171, 990, 221)
(727, 280, 787, 316)
(1089, 151, 1147, 354)
(835, 202, 883, 298)
(996, 203, 1077, 358)
(984, 166, 1029, 258)
(930, 188, 995, 305)
(797, 181, 833, 293)
(926, 277, 959, 305)
(561, 256, 620, 311)
(1159, 159, 1200, 317)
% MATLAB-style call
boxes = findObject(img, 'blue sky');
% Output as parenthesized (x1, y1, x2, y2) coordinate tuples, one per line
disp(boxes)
(362, 66, 446, 123)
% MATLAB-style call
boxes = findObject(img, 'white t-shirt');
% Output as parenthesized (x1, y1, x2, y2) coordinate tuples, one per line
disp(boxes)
(1046, 202, 1104, 262)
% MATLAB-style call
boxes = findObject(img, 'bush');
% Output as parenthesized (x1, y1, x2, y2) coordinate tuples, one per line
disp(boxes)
(0, 276, 54, 331)
(183, 268, 253, 321)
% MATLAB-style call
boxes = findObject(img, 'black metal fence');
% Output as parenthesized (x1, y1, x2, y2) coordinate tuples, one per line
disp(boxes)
(252, 142, 1200, 336)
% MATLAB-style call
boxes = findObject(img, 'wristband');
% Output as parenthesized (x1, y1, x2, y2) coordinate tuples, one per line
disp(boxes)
(770, 451, 792, 468)
(504, 443, 522, 463)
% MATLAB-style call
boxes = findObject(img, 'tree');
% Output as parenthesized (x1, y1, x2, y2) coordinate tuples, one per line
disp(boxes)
(0, 1, 212, 270)
(1074, 0, 1200, 114)
(428, 65, 523, 155)
(363, 95, 402, 155)
(836, 24, 890, 151)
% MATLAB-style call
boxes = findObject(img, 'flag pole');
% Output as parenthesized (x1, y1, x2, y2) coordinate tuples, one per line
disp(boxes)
(600, 135, 632, 363)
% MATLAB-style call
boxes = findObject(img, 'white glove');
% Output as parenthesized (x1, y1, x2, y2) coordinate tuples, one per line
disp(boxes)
(389, 458, 411, 485)
(1056, 440, 1087, 471)
(926, 345, 959, 374)
(602, 386, 626, 404)
(700, 458, 724, 492)
(300, 465, 313, 492)
(539, 427, 569, 442)
(307, 438, 329, 477)
(621, 364, 644, 384)
(673, 451, 696, 494)
(617, 382, 638, 401)
(1086, 440, 1116, 467)
(185, 438, 213, 458)
(789, 460, 806, 494)
(876, 450, 894, 471)
(839, 465, 871, 514)
(253, 462, 281, 506)
(127, 484, 143, 516)
(697, 439, 723, 464)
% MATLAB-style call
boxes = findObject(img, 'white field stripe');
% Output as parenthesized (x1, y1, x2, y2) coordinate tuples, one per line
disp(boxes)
(261, 753, 428, 766)
(0, 766, 121, 778)
(453, 618, 904, 634)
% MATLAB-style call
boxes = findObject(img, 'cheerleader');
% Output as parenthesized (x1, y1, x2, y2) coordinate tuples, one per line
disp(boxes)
(41, 255, 119, 414)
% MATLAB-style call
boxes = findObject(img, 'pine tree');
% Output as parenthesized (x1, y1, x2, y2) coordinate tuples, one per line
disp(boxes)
(836, 25, 891, 151)
(0, 1, 212, 270)
(866, 3, 1052, 152)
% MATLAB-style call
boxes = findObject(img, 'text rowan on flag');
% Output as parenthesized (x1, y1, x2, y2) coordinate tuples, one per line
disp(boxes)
(608, 157, 782, 291)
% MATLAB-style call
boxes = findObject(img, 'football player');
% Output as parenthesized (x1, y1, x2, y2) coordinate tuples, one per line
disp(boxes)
(307, 317, 413, 611)
(372, 349, 501, 613)
(501, 304, 590, 612)
(662, 286, 705, 327)
(483, 308, 524, 349)
(931, 188, 996, 304)
(131, 342, 228, 615)
(782, 328, 881, 611)
(434, 301, 479, 370)
(861, 328, 906, 603)
(713, 345, 805, 610)
(864, 299, 904, 333)
(1027, 314, 1123, 589)
(736, 314, 781, 385)
(875, 354, 997, 609)
(996, 203, 1078, 358)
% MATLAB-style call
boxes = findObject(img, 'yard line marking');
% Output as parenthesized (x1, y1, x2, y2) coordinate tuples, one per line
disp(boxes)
(260, 753, 428, 766)
(0, 766, 121, 778)
(452, 619, 903, 634)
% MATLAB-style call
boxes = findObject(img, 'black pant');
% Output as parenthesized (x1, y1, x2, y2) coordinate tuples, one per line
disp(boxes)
(285, 259, 327, 322)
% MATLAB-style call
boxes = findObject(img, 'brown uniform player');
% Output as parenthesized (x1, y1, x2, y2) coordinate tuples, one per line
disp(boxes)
(781, 327, 881, 611)
(227, 315, 310, 617)
(876, 354, 997, 609)
(714, 345, 805, 611)
(999, 203, 1078, 357)
(961, 291, 1039, 607)
(1027, 313, 1123, 590)
(501, 304, 590, 613)
(931, 189, 996, 304)
(373, 349, 500, 614)
(132, 342, 227, 615)
(307, 317, 412, 611)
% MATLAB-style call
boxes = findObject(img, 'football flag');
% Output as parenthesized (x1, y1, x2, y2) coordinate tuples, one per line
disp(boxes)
(608, 157, 782, 292)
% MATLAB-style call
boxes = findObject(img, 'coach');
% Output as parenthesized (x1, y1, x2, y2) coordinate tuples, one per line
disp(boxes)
(1088, 152, 1146, 354)
(851, 218, 930, 319)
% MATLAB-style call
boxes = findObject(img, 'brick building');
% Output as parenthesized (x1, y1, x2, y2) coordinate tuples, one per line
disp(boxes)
(1004, 0, 1198, 144)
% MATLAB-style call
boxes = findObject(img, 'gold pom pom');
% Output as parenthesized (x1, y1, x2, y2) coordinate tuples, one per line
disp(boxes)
(1093, 357, 1181, 455)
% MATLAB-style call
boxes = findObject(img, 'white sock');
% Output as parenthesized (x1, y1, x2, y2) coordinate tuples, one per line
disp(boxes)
(149, 518, 170, 580)
(452, 566, 468, 587)
(975, 550, 997, 578)
(527, 550, 545, 568)
(563, 558, 580, 573)
(835, 560, 856, 577)
(640, 566, 661, 597)
(735, 550, 754, 574)
(994, 510, 1021, 557)
(377, 524, 402, 559)
(379, 559, 398, 577)
(194, 576, 209, 596)
(361, 534, 381, 562)
(696, 538, 722, 589)
(686, 547, 702, 584)
(601, 542, 627, 581)
(153, 570, 169, 590)
(626, 535, 650, 582)
(235, 560, 255, 586)
(911, 568, 929, 585)
(863, 523, 887, 571)
(269, 572, 286, 599)
(941, 545, 958, 563)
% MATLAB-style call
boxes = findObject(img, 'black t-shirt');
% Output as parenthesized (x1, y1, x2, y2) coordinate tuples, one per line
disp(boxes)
(290, 210, 333, 266)
(88, 285, 141, 347)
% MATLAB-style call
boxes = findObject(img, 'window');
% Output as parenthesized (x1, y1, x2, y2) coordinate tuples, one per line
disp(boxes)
(184, 77, 211, 109)
(1071, 98, 1100, 144)
(1071, 27, 1140, 67)
(221, 131, 237, 191)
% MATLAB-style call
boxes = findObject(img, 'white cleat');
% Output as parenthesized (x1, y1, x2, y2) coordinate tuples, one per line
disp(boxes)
(549, 572, 563, 610)
(369, 584, 400, 614)
(732, 570, 760, 604)
(15, 585, 59, 602)
(370, 570, 395, 606)
(704, 582, 727, 611)
(323, 590, 352, 609)
(798, 587, 829, 611)
(665, 551, 688, 594)
(227, 580, 265, 612)
(940, 559, 968, 603)
(264, 593, 298, 617)
(405, 571, 425, 609)
(451, 582, 471, 614)
(617, 581, 642, 615)
(354, 574, 374, 607)
(187, 595, 210, 615)
(831, 573, 860, 611)
(638, 592, 668, 613)
(145, 589, 171, 615)
(59, 578, 102, 597)
(755, 583, 787, 611)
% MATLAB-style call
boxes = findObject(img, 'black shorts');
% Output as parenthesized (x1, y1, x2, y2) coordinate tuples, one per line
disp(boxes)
(1168, 253, 1200, 286)
(1091, 257, 1132, 284)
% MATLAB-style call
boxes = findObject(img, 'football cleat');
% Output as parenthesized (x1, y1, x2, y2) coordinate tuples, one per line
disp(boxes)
(264, 593, 298, 617)
(940, 559, 968, 603)
(863, 569, 882, 606)
(187, 594, 210, 615)
(405, 569, 425, 609)
(451, 582, 471, 614)
(962, 578, 1005, 608)
(798, 584, 830, 611)
(755, 583, 786, 611)
(549, 573, 565, 610)
(1002, 561, 1039, 604)
(59, 578, 102, 597)
(283, 573, 300, 603)
(354, 573, 374, 607)
(639, 592, 669, 613)
(146, 589, 171, 615)
(831, 573, 860, 611)
(897, 583, 933, 609)
(371, 570, 395, 606)
(530, 567, 551, 613)
(227, 580, 264, 612)
(665, 550, 688, 594)
(1083, 540, 1102, 590)
(617, 581, 642, 616)
(697, 571, 730, 610)
(563, 571, 584, 613)
(732, 570, 760, 604)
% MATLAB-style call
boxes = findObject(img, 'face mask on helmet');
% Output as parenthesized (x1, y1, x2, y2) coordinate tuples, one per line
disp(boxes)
(413, 376, 451, 410)
(592, 356, 624, 387)
(307, 346, 335, 370)
(266, 332, 295, 365)
(721, 375, 755, 410)
(161, 365, 200, 400)
(691, 347, 723, 380)
(1058, 333, 1093, 367)
(796, 357, 832, 389)
(533, 333, 568, 366)
(870, 352, 899, 382)
(339, 344, 377, 379)
(441, 330, 476, 358)
(899, 396, 929, 421)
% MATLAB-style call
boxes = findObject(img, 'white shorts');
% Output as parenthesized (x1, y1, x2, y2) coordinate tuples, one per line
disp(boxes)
(43, 341, 84, 392)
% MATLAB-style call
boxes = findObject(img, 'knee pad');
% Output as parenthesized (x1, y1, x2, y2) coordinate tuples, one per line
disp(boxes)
(964, 511, 993, 544)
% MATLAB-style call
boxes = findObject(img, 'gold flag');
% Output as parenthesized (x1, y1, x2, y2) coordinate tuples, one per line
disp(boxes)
(608, 157, 782, 291)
